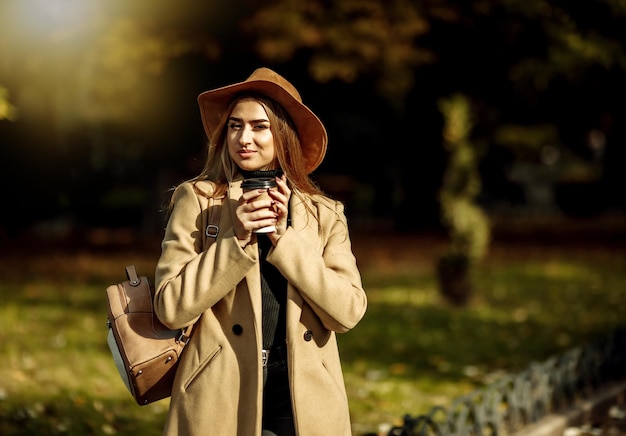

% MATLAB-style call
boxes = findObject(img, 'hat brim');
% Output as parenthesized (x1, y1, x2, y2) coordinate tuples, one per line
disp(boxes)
(198, 77, 327, 174)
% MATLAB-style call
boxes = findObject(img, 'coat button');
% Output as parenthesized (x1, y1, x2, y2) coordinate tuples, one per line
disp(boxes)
(303, 330, 313, 341)
(232, 324, 243, 335)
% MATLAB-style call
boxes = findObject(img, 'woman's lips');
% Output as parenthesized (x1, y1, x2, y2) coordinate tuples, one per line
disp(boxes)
(238, 150, 255, 157)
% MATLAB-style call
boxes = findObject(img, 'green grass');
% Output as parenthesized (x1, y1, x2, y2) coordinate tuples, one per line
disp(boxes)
(0, 232, 624, 436)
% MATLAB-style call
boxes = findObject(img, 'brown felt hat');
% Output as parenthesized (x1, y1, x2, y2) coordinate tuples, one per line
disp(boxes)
(198, 67, 328, 174)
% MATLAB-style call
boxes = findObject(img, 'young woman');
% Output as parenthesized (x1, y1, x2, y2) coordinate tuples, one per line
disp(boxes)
(154, 67, 367, 436)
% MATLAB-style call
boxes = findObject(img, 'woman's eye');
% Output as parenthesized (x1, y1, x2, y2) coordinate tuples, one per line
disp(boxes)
(253, 124, 269, 130)
(227, 122, 242, 130)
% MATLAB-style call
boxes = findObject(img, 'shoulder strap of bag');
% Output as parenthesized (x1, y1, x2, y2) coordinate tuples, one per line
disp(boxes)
(205, 195, 222, 241)
(180, 195, 223, 342)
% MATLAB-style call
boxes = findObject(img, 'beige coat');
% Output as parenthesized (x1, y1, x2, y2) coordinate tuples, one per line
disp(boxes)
(154, 179, 367, 436)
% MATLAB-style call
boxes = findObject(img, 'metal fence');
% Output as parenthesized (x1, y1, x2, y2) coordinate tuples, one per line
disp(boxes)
(377, 327, 626, 436)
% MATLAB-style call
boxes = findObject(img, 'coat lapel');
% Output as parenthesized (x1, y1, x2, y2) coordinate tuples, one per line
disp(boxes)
(283, 193, 314, 327)
(227, 180, 264, 345)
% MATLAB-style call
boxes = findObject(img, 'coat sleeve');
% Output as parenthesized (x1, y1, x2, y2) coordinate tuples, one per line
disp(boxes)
(153, 182, 256, 330)
(267, 200, 367, 333)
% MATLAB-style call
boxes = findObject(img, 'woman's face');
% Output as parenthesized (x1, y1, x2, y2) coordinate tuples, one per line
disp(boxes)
(227, 98, 277, 172)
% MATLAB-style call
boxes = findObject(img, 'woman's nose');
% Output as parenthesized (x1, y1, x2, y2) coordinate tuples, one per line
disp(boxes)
(239, 125, 253, 145)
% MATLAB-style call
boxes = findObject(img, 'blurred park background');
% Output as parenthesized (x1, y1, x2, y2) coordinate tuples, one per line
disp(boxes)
(2, 0, 626, 239)
(1, 1, 626, 435)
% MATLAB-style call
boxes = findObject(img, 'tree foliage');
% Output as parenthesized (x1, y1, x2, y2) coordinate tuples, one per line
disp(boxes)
(246, 0, 626, 114)
(246, 0, 433, 105)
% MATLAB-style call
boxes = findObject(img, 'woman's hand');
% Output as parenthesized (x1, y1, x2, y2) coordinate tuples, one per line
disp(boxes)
(234, 175, 290, 247)
(234, 189, 276, 247)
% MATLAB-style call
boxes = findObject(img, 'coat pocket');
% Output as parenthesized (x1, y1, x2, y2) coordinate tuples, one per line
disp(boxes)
(181, 344, 222, 391)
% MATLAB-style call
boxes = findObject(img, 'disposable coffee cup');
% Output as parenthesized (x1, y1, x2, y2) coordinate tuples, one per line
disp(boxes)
(241, 177, 277, 233)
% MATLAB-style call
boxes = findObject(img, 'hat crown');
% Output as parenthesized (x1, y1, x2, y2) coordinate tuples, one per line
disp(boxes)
(246, 68, 303, 103)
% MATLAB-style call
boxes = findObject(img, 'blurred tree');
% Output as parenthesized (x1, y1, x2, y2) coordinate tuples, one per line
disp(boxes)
(436, 94, 490, 306)
(245, 0, 626, 112)
(0, 86, 18, 121)
(0, 1, 221, 129)
(245, 0, 433, 109)
(0, 0, 230, 233)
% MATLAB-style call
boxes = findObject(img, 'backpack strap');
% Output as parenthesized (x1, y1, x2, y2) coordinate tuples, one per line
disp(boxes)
(177, 195, 223, 343)
(191, 181, 223, 247)
(125, 265, 141, 286)
(205, 196, 222, 241)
